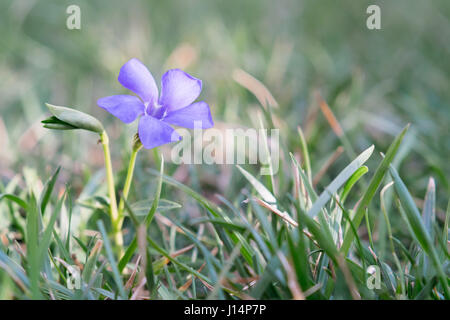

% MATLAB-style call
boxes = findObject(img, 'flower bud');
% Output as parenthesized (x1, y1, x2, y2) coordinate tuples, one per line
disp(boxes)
(132, 133, 143, 152)
(44, 103, 104, 134)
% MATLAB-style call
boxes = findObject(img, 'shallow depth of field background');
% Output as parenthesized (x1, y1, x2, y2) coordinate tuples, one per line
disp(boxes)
(0, 0, 449, 299)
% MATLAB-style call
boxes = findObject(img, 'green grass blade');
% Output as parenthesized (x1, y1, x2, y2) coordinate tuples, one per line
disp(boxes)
(341, 166, 369, 203)
(290, 152, 318, 201)
(38, 192, 64, 270)
(389, 165, 449, 299)
(297, 209, 339, 264)
(341, 124, 409, 254)
(444, 200, 450, 252)
(307, 145, 374, 218)
(146, 168, 222, 218)
(97, 221, 126, 299)
(129, 199, 181, 216)
(82, 240, 102, 284)
(191, 218, 247, 233)
(422, 178, 436, 240)
(420, 178, 436, 278)
(0, 193, 28, 211)
(236, 165, 276, 204)
(145, 235, 213, 286)
(0, 249, 30, 290)
(39, 166, 61, 214)
(297, 126, 312, 185)
(25, 192, 42, 299)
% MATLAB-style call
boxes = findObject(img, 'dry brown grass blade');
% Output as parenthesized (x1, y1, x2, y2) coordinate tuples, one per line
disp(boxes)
(303, 283, 322, 298)
(164, 42, 198, 70)
(0, 231, 8, 247)
(316, 91, 344, 138)
(251, 197, 298, 227)
(161, 244, 196, 266)
(304, 99, 319, 140)
(83, 229, 101, 238)
(232, 68, 278, 109)
(137, 225, 147, 285)
(312, 252, 322, 278)
(198, 277, 215, 291)
(171, 244, 195, 257)
(313, 146, 344, 186)
(125, 255, 141, 290)
(130, 277, 147, 300)
(178, 247, 218, 293)
(18, 118, 46, 151)
(151, 244, 197, 272)
(178, 261, 206, 292)
(230, 276, 260, 284)
(155, 213, 185, 234)
(89, 240, 103, 258)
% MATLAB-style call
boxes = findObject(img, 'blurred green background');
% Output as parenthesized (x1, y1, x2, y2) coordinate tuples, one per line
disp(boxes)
(0, 0, 449, 209)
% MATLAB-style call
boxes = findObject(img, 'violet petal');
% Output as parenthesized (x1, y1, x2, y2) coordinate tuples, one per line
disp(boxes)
(162, 101, 213, 129)
(159, 69, 202, 112)
(97, 95, 145, 123)
(118, 58, 158, 103)
(138, 114, 181, 149)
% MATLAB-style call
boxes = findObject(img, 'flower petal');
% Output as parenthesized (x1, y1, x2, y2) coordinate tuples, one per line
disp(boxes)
(162, 101, 213, 129)
(159, 69, 202, 112)
(118, 58, 158, 103)
(138, 114, 181, 149)
(97, 95, 145, 123)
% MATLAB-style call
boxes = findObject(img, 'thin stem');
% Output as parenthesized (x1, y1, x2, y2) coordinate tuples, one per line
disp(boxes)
(381, 182, 406, 298)
(118, 144, 141, 223)
(100, 131, 123, 251)
(297, 126, 312, 185)
(365, 209, 374, 249)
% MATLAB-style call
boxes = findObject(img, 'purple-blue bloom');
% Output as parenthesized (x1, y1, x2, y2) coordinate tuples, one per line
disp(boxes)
(98, 58, 213, 149)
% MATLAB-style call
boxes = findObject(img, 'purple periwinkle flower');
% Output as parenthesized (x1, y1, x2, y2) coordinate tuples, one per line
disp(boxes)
(97, 58, 213, 149)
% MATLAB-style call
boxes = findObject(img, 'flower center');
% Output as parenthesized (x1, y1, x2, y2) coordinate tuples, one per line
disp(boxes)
(146, 100, 165, 119)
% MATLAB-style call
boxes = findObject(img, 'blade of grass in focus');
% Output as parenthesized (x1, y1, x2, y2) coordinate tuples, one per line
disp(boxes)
(341, 124, 409, 254)
(389, 165, 449, 299)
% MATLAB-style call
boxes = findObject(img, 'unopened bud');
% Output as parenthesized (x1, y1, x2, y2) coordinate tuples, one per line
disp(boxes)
(132, 133, 143, 152)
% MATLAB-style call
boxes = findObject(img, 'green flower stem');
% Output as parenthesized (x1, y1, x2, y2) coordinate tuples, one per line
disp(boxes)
(118, 142, 142, 224)
(100, 131, 123, 251)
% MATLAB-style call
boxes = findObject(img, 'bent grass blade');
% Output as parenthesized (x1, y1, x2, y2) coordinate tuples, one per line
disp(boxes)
(307, 145, 374, 219)
(341, 124, 409, 255)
